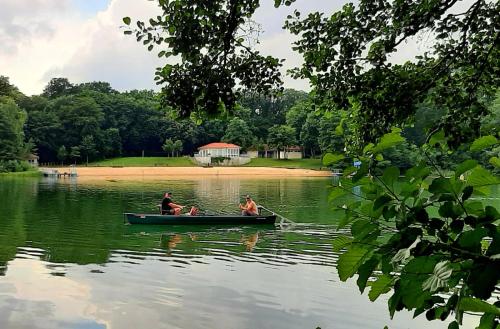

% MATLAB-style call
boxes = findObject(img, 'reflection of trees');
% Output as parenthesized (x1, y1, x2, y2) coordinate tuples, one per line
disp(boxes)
(194, 178, 242, 209)
(0, 178, 35, 275)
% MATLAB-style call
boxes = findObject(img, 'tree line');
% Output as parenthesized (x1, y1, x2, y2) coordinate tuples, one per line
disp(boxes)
(1, 75, 498, 171)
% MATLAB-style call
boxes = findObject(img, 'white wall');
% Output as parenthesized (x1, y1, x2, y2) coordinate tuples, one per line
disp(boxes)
(246, 151, 259, 158)
(279, 151, 302, 159)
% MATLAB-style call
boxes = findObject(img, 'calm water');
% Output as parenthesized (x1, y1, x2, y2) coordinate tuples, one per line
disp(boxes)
(0, 176, 483, 329)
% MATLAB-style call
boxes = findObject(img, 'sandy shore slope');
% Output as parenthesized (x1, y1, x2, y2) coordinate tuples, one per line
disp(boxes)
(48, 167, 332, 181)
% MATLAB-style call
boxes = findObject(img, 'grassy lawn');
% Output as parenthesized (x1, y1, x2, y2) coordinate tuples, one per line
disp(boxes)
(0, 170, 42, 177)
(89, 157, 196, 167)
(244, 158, 325, 170)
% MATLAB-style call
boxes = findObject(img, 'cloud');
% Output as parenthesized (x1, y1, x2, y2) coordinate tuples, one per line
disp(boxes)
(45, 0, 165, 92)
(0, 0, 70, 55)
(0, 0, 461, 96)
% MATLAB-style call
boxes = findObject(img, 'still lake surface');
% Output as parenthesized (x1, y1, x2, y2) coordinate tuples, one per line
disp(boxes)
(0, 176, 485, 329)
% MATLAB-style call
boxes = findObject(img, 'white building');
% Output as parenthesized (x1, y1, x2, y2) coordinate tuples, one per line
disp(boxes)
(194, 142, 250, 166)
(197, 142, 241, 158)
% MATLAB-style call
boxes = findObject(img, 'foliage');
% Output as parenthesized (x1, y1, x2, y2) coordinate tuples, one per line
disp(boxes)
(222, 117, 253, 150)
(69, 146, 81, 164)
(80, 135, 97, 165)
(123, 0, 283, 118)
(173, 140, 183, 157)
(286, 0, 499, 147)
(325, 131, 500, 327)
(0, 160, 32, 173)
(162, 138, 175, 156)
(0, 96, 26, 162)
(267, 125, 296, 159)
(57, 145, 67, 165)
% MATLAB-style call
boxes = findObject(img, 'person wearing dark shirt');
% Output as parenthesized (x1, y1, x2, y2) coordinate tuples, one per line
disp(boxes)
(161, 192, 185, 215)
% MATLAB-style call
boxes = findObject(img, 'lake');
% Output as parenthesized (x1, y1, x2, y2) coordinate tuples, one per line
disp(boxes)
(0, 176, 481, 329)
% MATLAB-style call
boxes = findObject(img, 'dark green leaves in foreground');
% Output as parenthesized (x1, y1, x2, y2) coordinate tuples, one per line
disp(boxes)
(330, 131, 500, 327)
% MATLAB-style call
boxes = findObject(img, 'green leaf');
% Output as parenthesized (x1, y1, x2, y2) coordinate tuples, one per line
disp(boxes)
(454, 159, 478, 179)
(470, 135, 498, 152)
(429, 177, 453, 194)
(457, 228, 488, 251)
(333, 235, 353, 252)
(123, 17, 131, 25)
(368, 275, 394, 301)
(448, 321, 459, 329)
(328, 187, 347, 203)
(405, 163, 431, 181)
(422, 261, 453, 292)
(374, 194, 393, 210)
(381, 166, 400, 188)
(458, 297, 500, 316)
(489, 156, 500, 168)
(477, 313, 496, 329)
(399, 257, 439, 308)
(356, 257, 379, 293)
(467, 166, 500, 187)
(351, 219, 379, 241)
(323, 153, 345, 166)
(428, 130, 446, 147)
(371, 129, 405, 154)
(337, 245, 372, 281)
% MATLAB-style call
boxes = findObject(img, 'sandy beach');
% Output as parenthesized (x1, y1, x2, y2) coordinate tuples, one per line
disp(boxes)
(48, 166, 332, 181)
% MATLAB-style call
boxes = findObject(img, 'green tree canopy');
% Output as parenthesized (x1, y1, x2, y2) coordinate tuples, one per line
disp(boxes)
(267, 125, 296, 159)
(222, 117, 253, 150)
(0, 97, 26, 161)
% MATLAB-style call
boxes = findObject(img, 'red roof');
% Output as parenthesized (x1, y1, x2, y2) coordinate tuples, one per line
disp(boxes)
(198, 142, 241, 150)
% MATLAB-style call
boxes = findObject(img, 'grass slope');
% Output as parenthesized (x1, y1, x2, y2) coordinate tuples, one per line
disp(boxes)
(89, 157, 196, 167)
(0, 170, 42, 177)
(244, 158, 325, 170)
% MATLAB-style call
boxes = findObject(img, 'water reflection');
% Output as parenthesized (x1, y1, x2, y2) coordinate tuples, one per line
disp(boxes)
(0, 177, 477, 329)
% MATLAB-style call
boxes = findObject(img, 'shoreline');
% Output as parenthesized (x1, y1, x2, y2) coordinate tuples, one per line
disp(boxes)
(44, 166, 332, 181)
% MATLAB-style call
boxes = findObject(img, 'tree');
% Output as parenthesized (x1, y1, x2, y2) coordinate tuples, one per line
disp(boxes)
(317, 113, 344, 155)
(162, 138, 174, 157)
(124, 1, 284, 118)
(267, 125, 295, 159)
(299, 113, 320, 158)
(69, 146, 80, 165)
(57, 145, 67, 166)
(0, 97, 26, 161)
(101, 128, 122, 158)
(80, 135, 97, 165)
(173, 140, 183, 157)
(286, 0, 499, 148)
(222, 117, 253, 150)
(42, 78, 75, 99)
(0, 76, 19, 98)
(324, 130, 500, 329)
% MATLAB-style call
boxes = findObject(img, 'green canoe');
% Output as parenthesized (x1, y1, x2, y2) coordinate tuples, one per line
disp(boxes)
(124, 213, 277, 225)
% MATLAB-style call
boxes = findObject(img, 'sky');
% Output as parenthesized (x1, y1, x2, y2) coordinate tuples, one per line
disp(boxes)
(0, 0, 455, 96)
(0, 0, 350, 95)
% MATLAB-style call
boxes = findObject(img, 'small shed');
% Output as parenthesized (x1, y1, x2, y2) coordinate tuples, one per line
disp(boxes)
(197, 142, 241, 158)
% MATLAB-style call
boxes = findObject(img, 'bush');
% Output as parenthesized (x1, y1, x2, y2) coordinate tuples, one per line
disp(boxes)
(0, 160, 32, 173)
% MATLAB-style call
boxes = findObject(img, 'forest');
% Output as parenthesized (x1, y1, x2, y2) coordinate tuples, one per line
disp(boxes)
(1, 75, 498, 172)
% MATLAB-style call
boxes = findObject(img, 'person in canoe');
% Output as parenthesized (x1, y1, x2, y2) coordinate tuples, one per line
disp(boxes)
(239, 195, 258, 216)
(161, 192, 199, 216)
